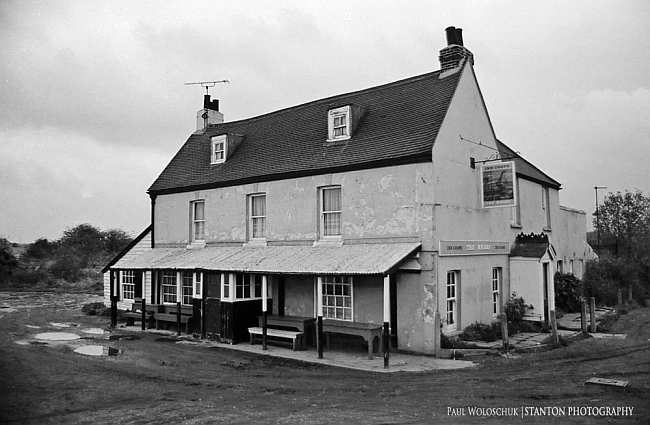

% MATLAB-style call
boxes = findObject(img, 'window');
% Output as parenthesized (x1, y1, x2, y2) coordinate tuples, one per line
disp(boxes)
(510, 178, 521, 226)
(446, 271, 459, 330)
(191, 200, 205, 243)
(557, 260, 564, 273)
(320, 186, 342, 237)
(249, 194, 266, 240)
(492, 268, 501, 318)
(162, 271, 177, 304)
(182, 272, 193, 305)
(327, 106, 351, 141)
(321, 276, 352, 320)
(222, 273, 265, 301)
(211, 135, 227, 164)
(542, 187, 551, 229)
(121, 270, 135, 300)
(194, 272, 202, 297)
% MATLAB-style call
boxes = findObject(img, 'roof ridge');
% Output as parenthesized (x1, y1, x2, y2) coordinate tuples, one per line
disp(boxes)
(207, 70, 445, 129)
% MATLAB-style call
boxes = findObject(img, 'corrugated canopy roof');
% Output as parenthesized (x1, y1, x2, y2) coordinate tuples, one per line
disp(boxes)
(110, 243, 421, 276)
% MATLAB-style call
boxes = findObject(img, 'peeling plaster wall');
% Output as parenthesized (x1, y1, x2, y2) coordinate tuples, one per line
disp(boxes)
(153, 163, 434, 246)
(396, 271, 438, 353)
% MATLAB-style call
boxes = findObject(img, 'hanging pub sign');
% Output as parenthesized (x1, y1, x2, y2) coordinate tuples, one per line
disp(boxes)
(481, 161, 516, 208)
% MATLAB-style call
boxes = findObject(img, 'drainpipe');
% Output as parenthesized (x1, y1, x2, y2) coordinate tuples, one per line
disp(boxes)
(383, 274, 390, 369)
(149, 193, 157, 248)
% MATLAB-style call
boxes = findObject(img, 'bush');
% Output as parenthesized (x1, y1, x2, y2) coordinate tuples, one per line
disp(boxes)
(504, 293, 530, 323)
(554, 272, 583, 312)
(459, 322, 501, 342)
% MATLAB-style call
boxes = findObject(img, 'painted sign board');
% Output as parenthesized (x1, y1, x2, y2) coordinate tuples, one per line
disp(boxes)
(481, 161, 516, 208)
(439, 240, 510, 256)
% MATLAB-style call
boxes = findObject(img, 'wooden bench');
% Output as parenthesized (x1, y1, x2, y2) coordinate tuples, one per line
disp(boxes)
(125, 302, 161, 328)
(154, 305, 194, 334)
(248, 327, 303, 351)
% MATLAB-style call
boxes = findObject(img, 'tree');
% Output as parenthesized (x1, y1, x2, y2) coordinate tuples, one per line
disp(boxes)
(102, 228, 133, 255)
(0, 238, 19, 283)
(58, 223, 105, 268)
(24, 238, 56, 259)
(594, 189, 650, 262)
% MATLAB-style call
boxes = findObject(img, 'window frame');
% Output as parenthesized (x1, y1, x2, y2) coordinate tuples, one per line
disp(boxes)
(327, 106, 351, 141)
(320, 186, 342, 239)
(248, 193, 267, 241)
(320, 275, 353, 321)
(191, 200, 206, 243)
(446, 270, 459, 331)
(492, 267, 502, 318)
(221, 273, 266, 302)
(541, 186, 551, 229)
(161, 271, 178, 304)
(121, 270, 135, 300)
(211, 135, 227, 164)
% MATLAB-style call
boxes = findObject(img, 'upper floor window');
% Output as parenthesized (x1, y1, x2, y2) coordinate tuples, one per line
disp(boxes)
(327, 106, 351, 141)
(191, 200, 205, 243)
(541, 187, 551, 229)
(211, 135, 227, 164)
(320, 186, 342, 238)
(249, 194, 266, 240)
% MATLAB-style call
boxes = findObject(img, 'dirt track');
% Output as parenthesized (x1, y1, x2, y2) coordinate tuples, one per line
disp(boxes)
(1, 291, 649, 424)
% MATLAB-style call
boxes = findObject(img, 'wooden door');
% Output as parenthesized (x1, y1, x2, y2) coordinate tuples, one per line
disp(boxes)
(204, 272, 222, 340)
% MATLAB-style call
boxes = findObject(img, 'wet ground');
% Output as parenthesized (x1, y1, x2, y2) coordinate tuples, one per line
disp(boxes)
(1, 291, 649, 424)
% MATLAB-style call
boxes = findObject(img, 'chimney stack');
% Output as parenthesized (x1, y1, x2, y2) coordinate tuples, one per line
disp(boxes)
(439, 26, 474, 73)
(197, 94, 224, 131)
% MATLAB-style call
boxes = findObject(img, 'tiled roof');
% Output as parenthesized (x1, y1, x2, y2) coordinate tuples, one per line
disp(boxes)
(510, 232, 550, 258)
(496, 140, 561, 189)
(149, 70, 462, 194)
(110, 243, 421, 275)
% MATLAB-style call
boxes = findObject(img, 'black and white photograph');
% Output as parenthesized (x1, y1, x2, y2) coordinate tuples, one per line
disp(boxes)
(1, 1, 649, 423)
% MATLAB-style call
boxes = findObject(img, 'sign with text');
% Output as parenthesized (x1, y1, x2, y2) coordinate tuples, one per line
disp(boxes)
(439, 240, 510, 256)
(481, 161, 516, 208)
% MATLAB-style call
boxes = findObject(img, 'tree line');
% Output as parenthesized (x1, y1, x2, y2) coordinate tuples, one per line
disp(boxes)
(0, 224, 133, 291)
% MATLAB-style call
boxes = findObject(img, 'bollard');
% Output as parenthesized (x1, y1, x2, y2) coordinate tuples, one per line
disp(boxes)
(500, 313, 509, 351)
(617, 289, 623, 306)
(590, 297, 596, 333)
(550, 310, 559, 344)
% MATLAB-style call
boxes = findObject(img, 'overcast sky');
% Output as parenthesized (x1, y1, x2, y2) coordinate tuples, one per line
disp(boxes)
(1, 1, 649, 243)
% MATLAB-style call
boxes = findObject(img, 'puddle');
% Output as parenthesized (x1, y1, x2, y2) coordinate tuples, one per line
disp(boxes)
(82, 328, 106, 335)
(50, 322, 79, 328)
(25, 325, 41, 329)
(109, 335, 141, 341)
(35, 332, 80, 341)
(74, 345, 119, 356)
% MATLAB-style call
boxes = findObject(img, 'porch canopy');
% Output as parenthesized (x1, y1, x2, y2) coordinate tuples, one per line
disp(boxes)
(110, 242, 421, 276)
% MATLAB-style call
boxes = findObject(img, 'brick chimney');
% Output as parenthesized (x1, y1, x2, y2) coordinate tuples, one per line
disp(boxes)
(439, 26, 474, 72)
(196, 94, 224, 131)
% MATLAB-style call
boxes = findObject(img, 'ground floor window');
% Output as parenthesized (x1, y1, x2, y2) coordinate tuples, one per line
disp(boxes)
(321, 276, 352, 321)
(222, 273, 265, 301)
(121, 270, 135, 300)
(161, 271, 177, 304)
(182, 272, 194, 305)
(492, 267, 502, 317)
(446, 271, 458, 330)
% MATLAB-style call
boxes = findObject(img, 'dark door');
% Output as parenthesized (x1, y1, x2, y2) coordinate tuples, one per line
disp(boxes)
(204, 272, 222, 340)
(277, 276, 285, 315)
(390, 274, 398, 348)
(542, 263, 550, 324)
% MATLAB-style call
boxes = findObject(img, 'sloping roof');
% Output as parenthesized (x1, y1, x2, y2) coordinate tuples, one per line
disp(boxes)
(110, 243, 421, 276)
(101, 225, 151, 274)
(149, 70, 463, 195)
(509, 232, 550, 258)
(496, 139, 561, 189)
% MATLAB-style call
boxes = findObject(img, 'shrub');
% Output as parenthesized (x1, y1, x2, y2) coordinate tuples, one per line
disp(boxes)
(554, 272, 583, 312)
(504, 293, 529, 323)
(459, 322, 501, 342)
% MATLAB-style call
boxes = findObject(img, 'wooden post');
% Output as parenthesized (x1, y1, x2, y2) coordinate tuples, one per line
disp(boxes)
(590, 297, 596, 333)
(176, 301, 181, 336)
(317, 277, 324, 359)
(550, 310, 559, 344)
(141, 298, 146, 331)
(628, 286, 633, 302)
(580, 299, 588, 334)
(617, 288, 623, 305)
(383, 275, 390, 369)
(434, 312, 441, 358)
(201, 290, 206, 339)
(111, 295, 118, 328)
(500, 313, 509, 351)
(262, 275, 268, 351)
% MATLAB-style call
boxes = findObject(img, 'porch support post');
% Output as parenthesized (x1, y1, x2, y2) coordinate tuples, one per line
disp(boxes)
(110, 270, 117, 328)
(262, 275, 268, 351)
(141, 297, 146, 331)
(176, 301, 181, 336)
(317, 276, 323, 359)
(383, 274, 390, 369)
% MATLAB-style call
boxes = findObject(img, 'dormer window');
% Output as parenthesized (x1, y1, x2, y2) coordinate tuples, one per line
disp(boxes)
(211, 135, 227, 164)
(328, 106, 351, 141)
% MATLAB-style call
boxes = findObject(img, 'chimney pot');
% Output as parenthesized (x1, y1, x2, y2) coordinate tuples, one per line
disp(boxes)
(455, 28, 464, 46)
(445, 26, 458, 46)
